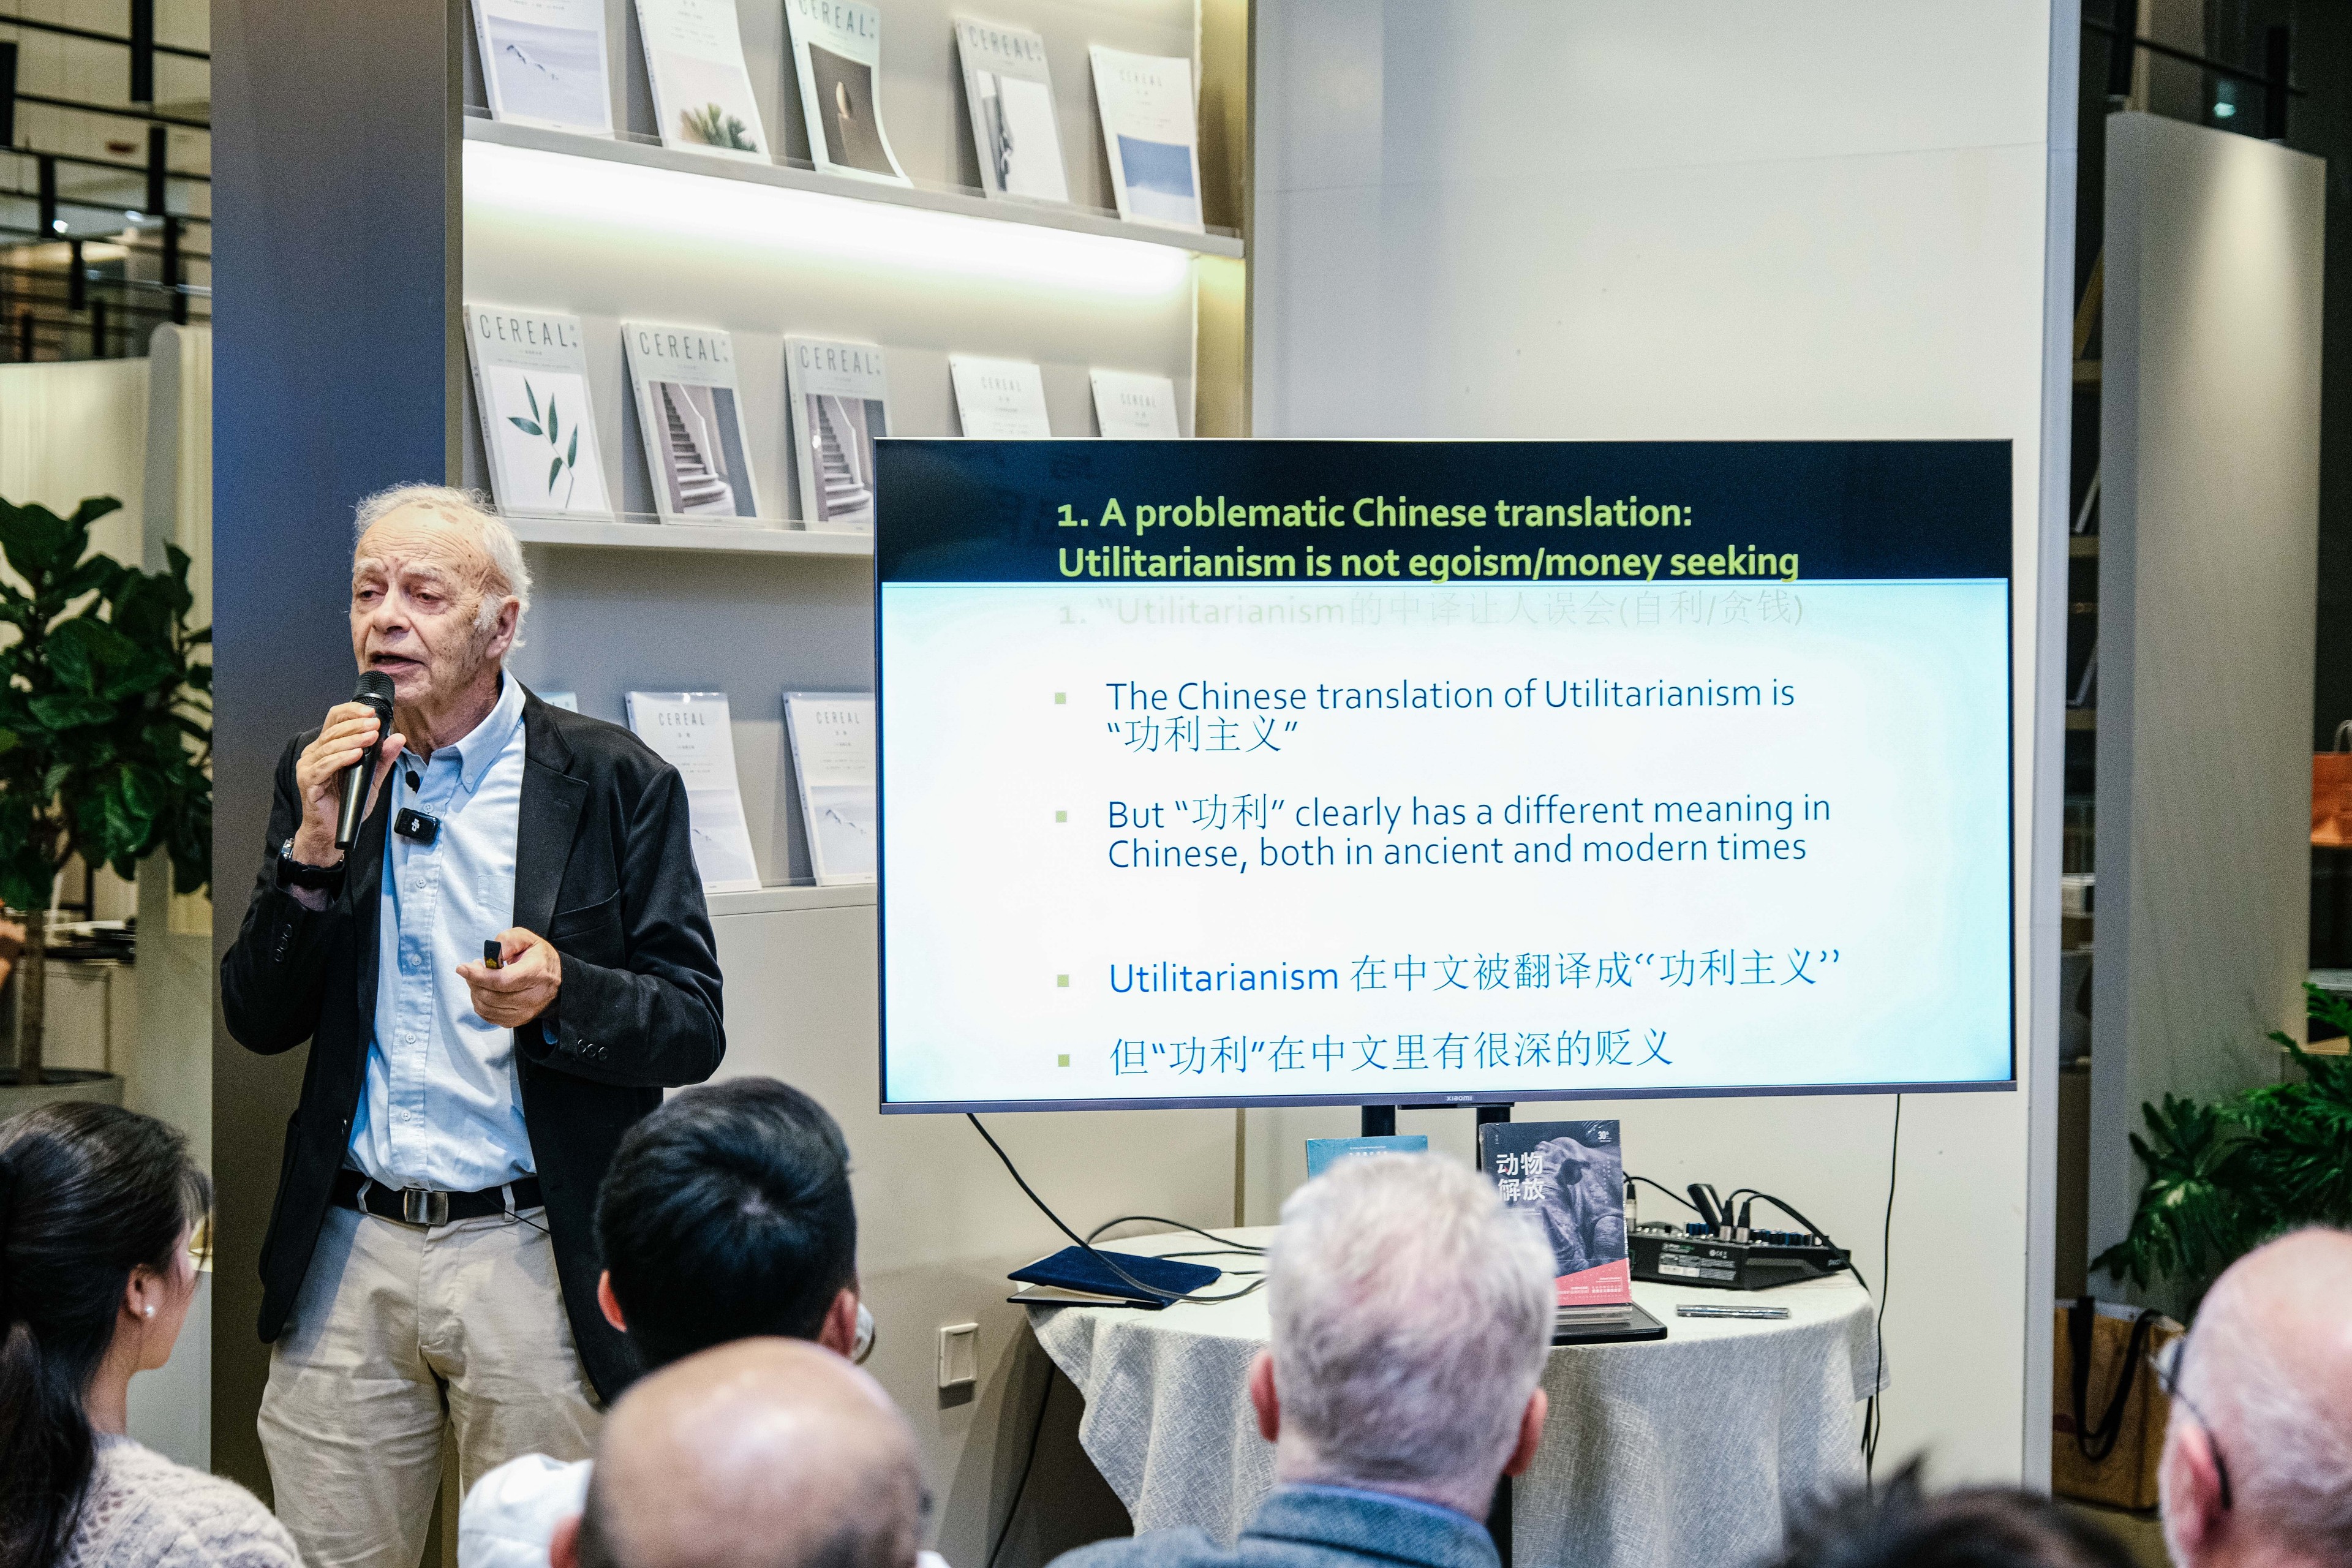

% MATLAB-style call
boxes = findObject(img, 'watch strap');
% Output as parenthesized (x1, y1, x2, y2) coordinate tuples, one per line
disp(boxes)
(275, 838, 347, 892)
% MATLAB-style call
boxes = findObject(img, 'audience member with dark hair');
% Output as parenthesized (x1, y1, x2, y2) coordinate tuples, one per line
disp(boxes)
(1052, 1153, 1556, 1568)
(1763, 1462, 2134, 1568)
(549, 1338, 926, 1568)
(2158, 1227, 2352, 1568)
(459, 1077, 871, 1568)
(0, 1102, 297, 1568)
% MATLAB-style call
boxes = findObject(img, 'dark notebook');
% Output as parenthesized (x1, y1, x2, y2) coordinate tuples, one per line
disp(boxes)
(1008, 1246, 1221, 1308)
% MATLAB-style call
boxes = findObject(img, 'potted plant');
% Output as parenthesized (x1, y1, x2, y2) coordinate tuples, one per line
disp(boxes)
(0, 494, 211, 1118)
(2094, 983, 2352, 1311)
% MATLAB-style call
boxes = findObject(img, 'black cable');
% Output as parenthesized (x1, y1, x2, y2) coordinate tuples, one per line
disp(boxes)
(1864, 1095, 1902, 1483)
(985, 1366, 1054, 1568)
(1084, 1215, 1267, 1255)
(1741, 1193, 1838, 1245)
(1624, 1175, 1703, 1216)
(968, 1115, 1264, 1305)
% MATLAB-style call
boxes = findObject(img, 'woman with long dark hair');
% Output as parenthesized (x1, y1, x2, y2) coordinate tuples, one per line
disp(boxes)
(0, 1102, 296, 1568)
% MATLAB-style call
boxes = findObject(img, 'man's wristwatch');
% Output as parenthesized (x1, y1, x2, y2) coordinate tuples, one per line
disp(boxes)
(274, 838, 347, 893)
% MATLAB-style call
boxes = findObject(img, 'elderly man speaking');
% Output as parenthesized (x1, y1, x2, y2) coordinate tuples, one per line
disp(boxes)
(221, 484, 726, 1568)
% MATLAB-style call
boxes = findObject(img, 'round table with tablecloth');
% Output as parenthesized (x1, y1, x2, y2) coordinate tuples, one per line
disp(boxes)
(1025, 1227, 1886, 1568)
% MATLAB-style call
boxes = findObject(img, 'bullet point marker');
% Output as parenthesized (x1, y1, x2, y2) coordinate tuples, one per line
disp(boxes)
(1054, 810, 1067, 823)
(1054, 692, 1066, 704)
(1057, 1054, 1071, 1067)
(1056, 974, 1069, 988)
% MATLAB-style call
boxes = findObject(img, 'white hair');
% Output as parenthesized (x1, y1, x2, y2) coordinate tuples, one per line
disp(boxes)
(1267, 1153, 1554, 1501)
(352, 483, 532, 646)
(2179, 1228, 2352, 1567)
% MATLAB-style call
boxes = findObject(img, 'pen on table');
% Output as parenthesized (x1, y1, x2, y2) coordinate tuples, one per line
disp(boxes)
(1676, 1304, 1791, 1320)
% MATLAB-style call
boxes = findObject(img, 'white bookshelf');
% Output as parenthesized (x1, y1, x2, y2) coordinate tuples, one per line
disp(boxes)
(464, 118, 1245, 261)
(708, 883, 876, 918)
(508, 515, 875, 557)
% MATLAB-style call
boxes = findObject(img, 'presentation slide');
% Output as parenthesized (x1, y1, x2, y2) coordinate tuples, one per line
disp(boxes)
(875, 440, 2013, 1112)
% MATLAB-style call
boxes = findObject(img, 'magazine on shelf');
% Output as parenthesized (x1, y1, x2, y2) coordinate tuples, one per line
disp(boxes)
(470, 0, 614, 134)
(621, 322, 762, 524)
(1303, 1134, 1428, 1178)
(785, 337, 890, 532)
(633, 0, 769, 158)
(1087, 46, 1203, 233)
(949, 356, 1052, 438)
(464, 306, 616, 521)
(1088, 369, 1180, 439)
(1479, 1120, 1633, 1309)
(953, 18, 1069, 203)
(784, 0, 909, 185)
(783, 692, 876, 884)
(624, 692, 762, 893)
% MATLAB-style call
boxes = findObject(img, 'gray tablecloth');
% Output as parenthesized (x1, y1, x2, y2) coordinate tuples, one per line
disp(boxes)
(1029, 1228, 1883, 1568)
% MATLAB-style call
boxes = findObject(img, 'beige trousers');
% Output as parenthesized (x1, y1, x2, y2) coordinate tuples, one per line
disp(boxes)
(258, 1202, 601, 1568)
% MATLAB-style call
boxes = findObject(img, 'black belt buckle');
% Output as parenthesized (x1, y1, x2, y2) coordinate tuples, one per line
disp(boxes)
(400, 1188, 450, 1226)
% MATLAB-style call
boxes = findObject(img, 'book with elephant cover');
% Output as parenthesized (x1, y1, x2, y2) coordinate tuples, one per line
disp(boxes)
(464, 305, 614, 521)
(633, 0, 769, 159)
(785, 0, 910, 185)
(1479, 1120, 1631, 1307)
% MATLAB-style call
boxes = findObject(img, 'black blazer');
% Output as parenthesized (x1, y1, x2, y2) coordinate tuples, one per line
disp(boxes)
(220, 690, 726, 1400)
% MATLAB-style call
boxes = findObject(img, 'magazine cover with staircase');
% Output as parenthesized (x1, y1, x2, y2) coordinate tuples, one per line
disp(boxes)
(786, 336, 890, 532)
(622, 320, 762, 523)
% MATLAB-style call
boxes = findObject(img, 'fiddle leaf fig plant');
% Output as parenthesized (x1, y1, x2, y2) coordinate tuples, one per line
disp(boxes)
(0, 494, 212, 1084)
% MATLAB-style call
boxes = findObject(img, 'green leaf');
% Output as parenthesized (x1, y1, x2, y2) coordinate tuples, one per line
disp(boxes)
(565, 428, 579, 468)
(548, 456, 564, 493)
(527, 380, 540, 423)
(29, 693, 115, 729)
(546, 399, 559, 448)
(507, 416, 545, 438)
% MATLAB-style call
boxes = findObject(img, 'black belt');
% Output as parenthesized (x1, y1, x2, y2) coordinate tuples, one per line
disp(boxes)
(333, 1169, 543, 1227)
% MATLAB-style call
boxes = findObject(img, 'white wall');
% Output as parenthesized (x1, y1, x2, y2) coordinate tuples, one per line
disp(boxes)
(1250, 0, 2075, 1487)
(2089, 116, 2326, 1283)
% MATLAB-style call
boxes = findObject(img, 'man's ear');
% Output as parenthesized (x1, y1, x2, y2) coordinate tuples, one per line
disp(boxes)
(597, 1272, 627, 1333)
(549, 1513, 582, 1568)
(817, 1286, 861, 1357)
(1502, 1388, 1547, 1478)
(1248, 1349, 1281, 1445)
(2160, 1421, 2224, 1556)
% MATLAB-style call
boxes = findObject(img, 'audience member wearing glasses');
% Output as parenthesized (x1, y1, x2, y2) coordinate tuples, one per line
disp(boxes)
(1761, 1461, 2133, 1568)
(2157, 1227, 2352, 1568)
(459, 1079, 875, 1568)
(0, 1103, 298, 1568)
(551, 1338, 927, 1568)
(1050, 1153, 1554, 1568)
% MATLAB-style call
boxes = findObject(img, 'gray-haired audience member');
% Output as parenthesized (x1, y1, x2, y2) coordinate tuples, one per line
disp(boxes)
(1762, 1461, 2133, 1568)
(551, 1339, 926, 1568)
(1052, 1153, 1555, 1568)
(2158, 1227, 2352, 1568)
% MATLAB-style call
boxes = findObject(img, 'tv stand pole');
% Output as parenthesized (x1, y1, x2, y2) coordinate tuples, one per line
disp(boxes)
(1360, 1104, 1396, 1137)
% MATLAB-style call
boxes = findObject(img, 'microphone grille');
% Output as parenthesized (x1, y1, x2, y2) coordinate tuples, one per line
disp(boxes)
(353, 670, 398, 711)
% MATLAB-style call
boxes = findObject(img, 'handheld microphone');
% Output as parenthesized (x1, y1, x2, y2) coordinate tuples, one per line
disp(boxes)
(335, 670, 398, 850)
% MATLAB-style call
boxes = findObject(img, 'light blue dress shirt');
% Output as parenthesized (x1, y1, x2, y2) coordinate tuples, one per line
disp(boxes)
(349, 673, 535, 1191)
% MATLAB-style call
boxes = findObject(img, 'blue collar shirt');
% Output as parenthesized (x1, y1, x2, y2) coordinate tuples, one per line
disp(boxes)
(349, 672, 535, 1191)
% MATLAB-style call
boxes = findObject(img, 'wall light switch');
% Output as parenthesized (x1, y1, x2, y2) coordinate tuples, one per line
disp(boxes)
(937, 1322, 979, 1389)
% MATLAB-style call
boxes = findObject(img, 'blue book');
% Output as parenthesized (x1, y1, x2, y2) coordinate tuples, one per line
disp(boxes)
(1305, 1134, 1429, 1178)
(1007, 1246, 1220, 1308)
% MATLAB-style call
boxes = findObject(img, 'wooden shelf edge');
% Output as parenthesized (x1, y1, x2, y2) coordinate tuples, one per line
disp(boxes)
(709, 883, 877, 917)
(462, 118, 1248, 261)
(508, 516, 874, 557)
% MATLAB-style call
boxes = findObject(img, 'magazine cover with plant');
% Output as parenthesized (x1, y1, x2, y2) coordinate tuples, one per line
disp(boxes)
(0, 494, 211, 1085)
(2095, 982, 2352, 1310)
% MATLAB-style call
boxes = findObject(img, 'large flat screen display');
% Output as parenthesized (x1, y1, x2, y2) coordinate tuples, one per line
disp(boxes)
(875, 440, 2013, 1112)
